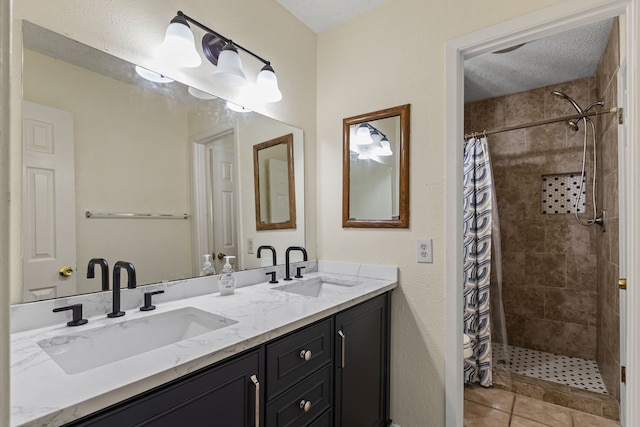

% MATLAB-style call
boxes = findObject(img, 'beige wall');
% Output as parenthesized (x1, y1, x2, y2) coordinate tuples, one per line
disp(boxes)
(316, 0, 565, 425)
(1, 0, 11, 422)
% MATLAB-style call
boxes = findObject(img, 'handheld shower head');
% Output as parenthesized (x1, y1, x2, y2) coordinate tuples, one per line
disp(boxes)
(551, 91, 584, 114)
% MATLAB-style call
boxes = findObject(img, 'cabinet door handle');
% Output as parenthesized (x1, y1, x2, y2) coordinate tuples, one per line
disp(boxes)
(338, 330, 346, 368)
(299, 399, 312, 412)
(299, 349, 312, 361)
(251, 374, 260, 427)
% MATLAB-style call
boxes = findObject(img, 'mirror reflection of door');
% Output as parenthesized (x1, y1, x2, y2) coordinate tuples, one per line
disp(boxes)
(22, 101, 77, 301)
(253, 133, 296, 230)
(193, 129, 239, 273)
(268, 158, 290, 223)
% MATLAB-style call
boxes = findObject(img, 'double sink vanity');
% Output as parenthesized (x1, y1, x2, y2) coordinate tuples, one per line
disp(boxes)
(10, 260, 396, 427)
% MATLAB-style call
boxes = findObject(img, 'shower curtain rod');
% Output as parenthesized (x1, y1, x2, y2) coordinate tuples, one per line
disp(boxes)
(464, 107, 618, 140)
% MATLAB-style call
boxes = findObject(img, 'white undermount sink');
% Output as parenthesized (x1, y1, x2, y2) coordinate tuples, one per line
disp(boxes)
(37, 307, 237, 375)
(273, 276, 360, 298)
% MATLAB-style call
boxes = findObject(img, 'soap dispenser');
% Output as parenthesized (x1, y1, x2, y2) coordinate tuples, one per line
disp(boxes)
(200, 254, 215, 276)
(219, 256, 237, 296)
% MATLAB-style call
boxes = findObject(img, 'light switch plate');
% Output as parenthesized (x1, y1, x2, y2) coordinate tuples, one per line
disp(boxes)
(417, 239, 433, 263)
(247, 238, 254, 254)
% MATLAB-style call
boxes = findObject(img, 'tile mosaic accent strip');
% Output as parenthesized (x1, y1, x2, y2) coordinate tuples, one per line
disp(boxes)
(541, 173, 586, 214)
(493, 343, 608, 394)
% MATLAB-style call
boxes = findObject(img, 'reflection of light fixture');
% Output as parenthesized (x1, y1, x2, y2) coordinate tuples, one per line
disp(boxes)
(355, 124, 373, 145)
(157, 11, 282, 102)
(134, 66, 174, 83)
(226, 101, 251, 113)
(374, 137, 393, 156)
(352, 123, 394, 156)
(188, 86, 217, 99)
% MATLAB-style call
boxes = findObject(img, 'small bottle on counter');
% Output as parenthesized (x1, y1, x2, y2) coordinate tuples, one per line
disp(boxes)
(200, 254, 215, 276)
(219, 256, 237, 296)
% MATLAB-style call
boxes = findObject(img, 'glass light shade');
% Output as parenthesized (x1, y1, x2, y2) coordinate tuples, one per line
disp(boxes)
(212, 43, 247, 87)
(157, 18, 202, 68)
(255, 65, 282, 103)
(134, 66, 174, 83)
(355, 124, 373, 145)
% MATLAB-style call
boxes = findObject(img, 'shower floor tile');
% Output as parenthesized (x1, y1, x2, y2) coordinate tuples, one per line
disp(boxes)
(493, 344, 608, 394)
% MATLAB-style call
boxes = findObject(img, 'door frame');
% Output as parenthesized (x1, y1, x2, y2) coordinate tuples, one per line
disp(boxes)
(444, 0, 640, 426)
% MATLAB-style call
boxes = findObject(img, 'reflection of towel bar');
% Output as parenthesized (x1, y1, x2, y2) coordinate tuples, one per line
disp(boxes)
(85, 211, 189, 220)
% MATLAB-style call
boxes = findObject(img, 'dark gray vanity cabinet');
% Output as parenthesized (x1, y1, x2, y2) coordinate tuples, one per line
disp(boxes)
(65, 348, 263, 427)
(63, 291, 391, 427)
(334, 293, 390, 427)
(265, 318, 333, 426)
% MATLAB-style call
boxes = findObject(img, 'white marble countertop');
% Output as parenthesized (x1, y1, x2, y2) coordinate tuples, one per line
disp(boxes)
(11, 262, 396, 427)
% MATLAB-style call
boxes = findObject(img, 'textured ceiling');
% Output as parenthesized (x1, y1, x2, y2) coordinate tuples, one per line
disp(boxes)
(464, 18, 615, 102)
(274, 1, 614, 103)
(276, 0, 391, 33)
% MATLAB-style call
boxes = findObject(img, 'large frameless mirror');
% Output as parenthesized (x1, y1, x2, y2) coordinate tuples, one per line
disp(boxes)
(343, 104, 410, 228)
(253, 133, 296, 230)
(19, 21, 305, 303)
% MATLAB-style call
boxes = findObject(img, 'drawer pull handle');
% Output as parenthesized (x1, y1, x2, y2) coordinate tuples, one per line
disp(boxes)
(338, 330, 346, 368)
(299, 349, 312, 361)
(299, 399, 312, 412)
(251, 375, 260, 427)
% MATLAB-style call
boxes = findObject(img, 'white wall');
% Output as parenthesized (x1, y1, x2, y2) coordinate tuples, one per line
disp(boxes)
(316, 0, 566, 425)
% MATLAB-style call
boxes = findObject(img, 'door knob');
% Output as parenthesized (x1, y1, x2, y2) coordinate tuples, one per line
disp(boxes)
(59, 266, 74, 277)
(217, 253, 227, 260)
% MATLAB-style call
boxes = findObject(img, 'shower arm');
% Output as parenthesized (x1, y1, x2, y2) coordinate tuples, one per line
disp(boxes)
(464, 107, 617, 140)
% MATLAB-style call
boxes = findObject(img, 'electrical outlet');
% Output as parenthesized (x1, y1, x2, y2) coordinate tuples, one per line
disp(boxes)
(417, 239, 433, 263)
(247, 238, 254, 254)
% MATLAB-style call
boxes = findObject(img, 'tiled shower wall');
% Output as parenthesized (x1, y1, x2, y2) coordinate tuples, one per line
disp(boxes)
(465, 79, 602, 360)
(595, 19, 620, 401)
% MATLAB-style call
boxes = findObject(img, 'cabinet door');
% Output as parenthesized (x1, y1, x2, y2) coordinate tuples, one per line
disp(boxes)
(334, 293, 390, 427)
(66, 349, 263, 427)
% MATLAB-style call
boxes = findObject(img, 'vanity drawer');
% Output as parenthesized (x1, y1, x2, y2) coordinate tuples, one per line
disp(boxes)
(265, 365, 332, 427)
(266, 318, 332, 399)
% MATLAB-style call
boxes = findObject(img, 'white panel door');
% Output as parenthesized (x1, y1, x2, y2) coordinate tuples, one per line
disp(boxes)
(207, 142, 238, 271)
(268, 158, 290, 223)
(22, 101, 77, 301)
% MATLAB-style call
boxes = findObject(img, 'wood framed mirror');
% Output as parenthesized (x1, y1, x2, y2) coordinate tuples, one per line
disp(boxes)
(253, 133, 296, 230)
(343, 104, 410, 228)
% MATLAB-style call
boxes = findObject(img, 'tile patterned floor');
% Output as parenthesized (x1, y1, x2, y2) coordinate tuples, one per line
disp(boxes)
(464, 385, 620, 427)
(493, 343, 608, 394)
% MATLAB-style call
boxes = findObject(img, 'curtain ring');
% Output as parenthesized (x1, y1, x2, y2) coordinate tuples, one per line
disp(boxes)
(483, 130, 487, 138)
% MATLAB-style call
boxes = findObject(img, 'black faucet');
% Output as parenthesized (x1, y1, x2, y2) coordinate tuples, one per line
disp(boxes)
(108, 261, 137, 318)
(284, 246, 307, 281)
(87, 258, 109, 291)
(53, 303, 88, 327)
(257, 245, 277, 266)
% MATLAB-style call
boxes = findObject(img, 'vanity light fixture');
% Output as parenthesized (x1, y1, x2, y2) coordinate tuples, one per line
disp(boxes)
(158, 11, 283, 102)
